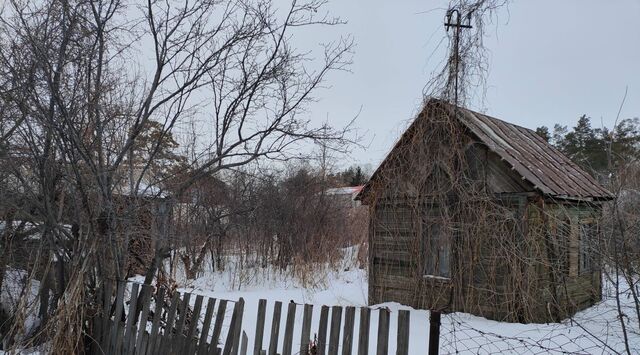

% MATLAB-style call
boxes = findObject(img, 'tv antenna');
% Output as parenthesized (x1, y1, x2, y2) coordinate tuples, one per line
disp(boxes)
(444, 8, 473, 106)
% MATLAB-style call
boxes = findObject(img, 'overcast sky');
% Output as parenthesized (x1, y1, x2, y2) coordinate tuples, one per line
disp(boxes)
(294, 0, 640, 170)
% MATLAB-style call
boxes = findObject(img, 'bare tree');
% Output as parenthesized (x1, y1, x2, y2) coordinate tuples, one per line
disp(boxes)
(0, 0, 353, 351)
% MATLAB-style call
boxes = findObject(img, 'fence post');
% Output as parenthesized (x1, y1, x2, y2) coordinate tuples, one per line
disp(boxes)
(428, 311, 441, 355)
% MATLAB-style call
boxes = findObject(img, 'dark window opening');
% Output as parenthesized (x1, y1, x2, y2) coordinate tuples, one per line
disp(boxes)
(422, 217, 450, 278)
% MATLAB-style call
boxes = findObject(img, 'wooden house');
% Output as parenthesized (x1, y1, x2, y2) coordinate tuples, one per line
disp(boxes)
(356, 99, 613, 323)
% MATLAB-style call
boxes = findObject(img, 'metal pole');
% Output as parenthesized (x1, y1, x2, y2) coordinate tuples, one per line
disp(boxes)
(428, 311, 441, 355)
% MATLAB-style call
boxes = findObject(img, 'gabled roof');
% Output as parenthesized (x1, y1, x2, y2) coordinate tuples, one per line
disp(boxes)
(357, 99, 613, 202)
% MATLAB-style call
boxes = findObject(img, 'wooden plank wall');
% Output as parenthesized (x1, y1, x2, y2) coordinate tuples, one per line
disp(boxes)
(91, 281, 414, 355)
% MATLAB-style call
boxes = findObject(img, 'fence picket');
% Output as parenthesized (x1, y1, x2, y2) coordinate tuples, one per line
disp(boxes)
(98, 280, 113, 352)
(140, 331, 149, 355)
(135, 284, 153, 355)
(317, 305, 330, 355)
(282, 302, 296, 355)
(357, 308, 371, 355)
(123, 283, 140, 355)
(341, 307, 355, 355)
(186, 294, 205, 353)
(299, 304, 313, 355)
(223, 299, 245, 355)
(198, 298, 217, 355)
(376, 308, 390, 355)
(161, 292, 181, 355)
(328, 306, 343, 355)
(148, 287, 166, 354)
(109, 282, 126, 354)
(174, 292, 192, 352)
(165, 292, 181, 335)
(396, 310, 410, 355)
(254, 299, 267, 355)
(231, 298, 245, 355)
(240, 331, 249, 355)
(210, 299, 228, 352)
(268, 301, 283, 355)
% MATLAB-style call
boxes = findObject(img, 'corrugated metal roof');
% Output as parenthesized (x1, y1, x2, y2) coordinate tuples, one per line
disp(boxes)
(357, 99, 613, 202)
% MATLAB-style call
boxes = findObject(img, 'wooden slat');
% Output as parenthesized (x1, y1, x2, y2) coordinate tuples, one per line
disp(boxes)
(282, 302, 296, 355)
(240, 331, 248, 355)
(140, 331, 149, 355)
(165, 292, 181, 336)
(135, 284, 153, 355)
(357, 308, 371, 355)
(198, 298, 217, 355)
(299, 304, 313, 355)
(341, 307, 355, 355)
(109, 282, 126, 354)
(148, 287, 166, 355)
(328, 306, 343, 355)
(161, 292, 181, 355)
(231, 298, 245, 355)
(396, 310, 410, 355)
(317, 306, 330, 355)
(174, 292, 192, 352)
(253, 299, 267, 355)
(123, 283, 140, 355)
(186, 295, 204, 353)
(116, 319, 126, 354)
(376, 308, 390, 355)
(223, 298, 245, 355)
(96, 280, 113, 353)
(268, 301, 282, 355)
(99, 280, 113, 352)
(210, 299, 228, 351)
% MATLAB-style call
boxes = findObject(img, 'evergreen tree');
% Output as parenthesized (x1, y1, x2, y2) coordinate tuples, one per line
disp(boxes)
(535, 126, 551, 142)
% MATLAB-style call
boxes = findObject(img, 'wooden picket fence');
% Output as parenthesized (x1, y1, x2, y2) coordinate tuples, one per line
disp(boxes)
(90, 281, 412, 355)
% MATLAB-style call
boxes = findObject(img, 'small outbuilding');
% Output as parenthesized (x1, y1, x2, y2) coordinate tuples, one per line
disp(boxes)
(357, 99, 613, 323)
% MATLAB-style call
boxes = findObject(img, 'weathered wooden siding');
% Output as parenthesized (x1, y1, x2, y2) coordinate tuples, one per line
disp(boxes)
(366, 109, 603, 323)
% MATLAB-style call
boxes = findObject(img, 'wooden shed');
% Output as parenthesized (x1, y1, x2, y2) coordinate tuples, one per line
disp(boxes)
(357, 99, 613, 323)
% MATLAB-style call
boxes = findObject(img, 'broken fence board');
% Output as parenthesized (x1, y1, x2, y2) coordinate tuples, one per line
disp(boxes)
(231, 298, 245, 355)
(240, 331, 248, 355)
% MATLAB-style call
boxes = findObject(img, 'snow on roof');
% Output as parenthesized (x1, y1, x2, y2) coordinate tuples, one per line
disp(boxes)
(325, 185, 364, 196)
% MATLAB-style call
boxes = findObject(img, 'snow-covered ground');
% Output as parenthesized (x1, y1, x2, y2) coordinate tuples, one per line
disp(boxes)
(3, 247, 638, 354)
(137, 248, 640, 354)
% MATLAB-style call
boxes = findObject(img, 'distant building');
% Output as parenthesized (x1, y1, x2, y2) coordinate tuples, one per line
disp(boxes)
(325, 185, 364, 208)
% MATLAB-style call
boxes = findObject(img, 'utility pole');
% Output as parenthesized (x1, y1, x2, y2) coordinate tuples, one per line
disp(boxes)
(426, 9, 474, 355)
(444, 8, 473, 107)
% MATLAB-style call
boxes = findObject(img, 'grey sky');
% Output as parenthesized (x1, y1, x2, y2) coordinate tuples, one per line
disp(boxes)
(296, 0, 640, 169)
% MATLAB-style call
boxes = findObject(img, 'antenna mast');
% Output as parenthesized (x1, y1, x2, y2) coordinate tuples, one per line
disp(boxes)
(444, 8, 473, 107)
